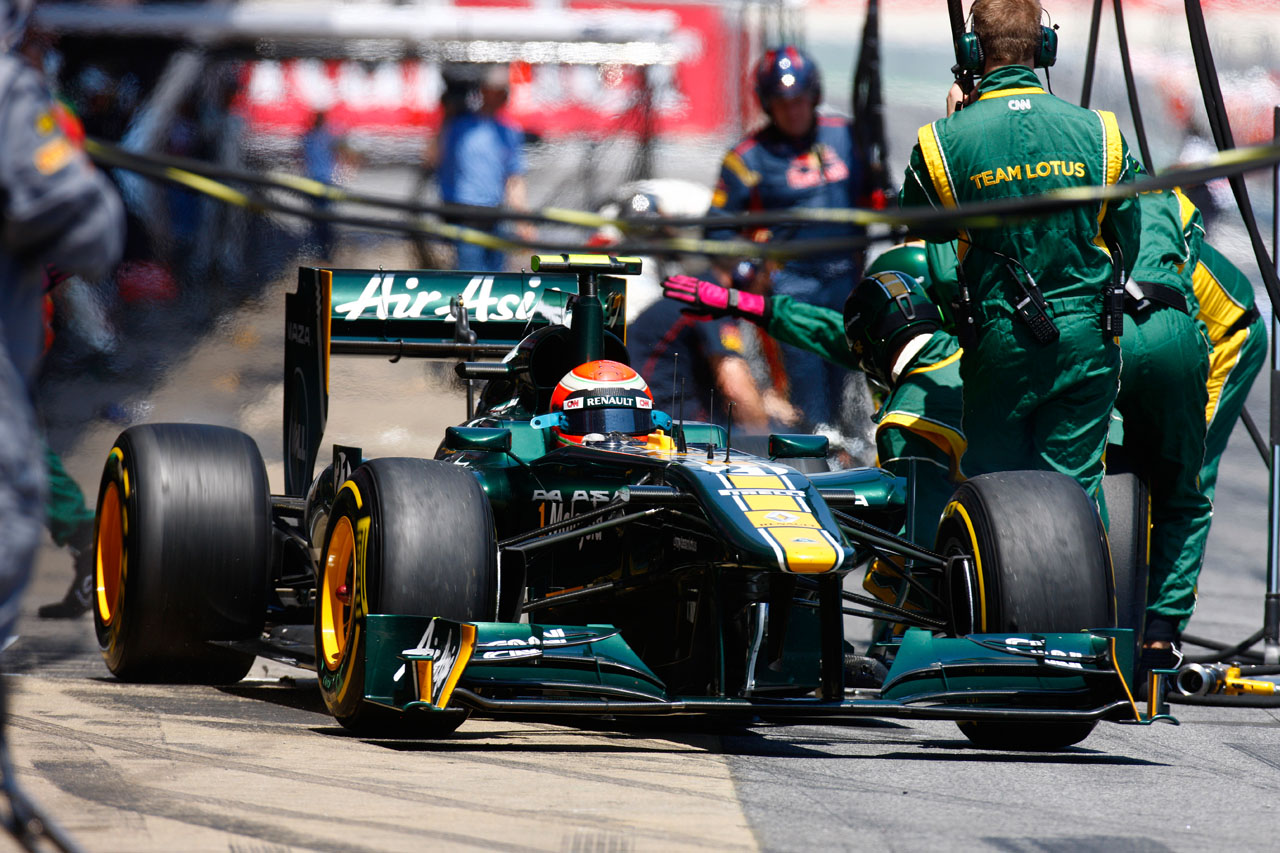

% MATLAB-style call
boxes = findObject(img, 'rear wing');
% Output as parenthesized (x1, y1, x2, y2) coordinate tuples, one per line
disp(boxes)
(283, 267, 627, 495)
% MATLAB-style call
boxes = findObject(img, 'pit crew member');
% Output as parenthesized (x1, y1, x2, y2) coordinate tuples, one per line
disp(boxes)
(898, 0, 1140, 502)
(1193, 242, 1267, 504)
(1113, 187, 1211, 670)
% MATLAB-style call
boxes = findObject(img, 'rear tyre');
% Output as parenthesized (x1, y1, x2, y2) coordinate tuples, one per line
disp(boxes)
(315, 458, 497, 736)
(935, 471, 1111, 750)
(94, 424, 271, 683)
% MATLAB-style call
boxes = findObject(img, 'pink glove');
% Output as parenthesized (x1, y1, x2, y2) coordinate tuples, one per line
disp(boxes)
(662, 275, 769, 324)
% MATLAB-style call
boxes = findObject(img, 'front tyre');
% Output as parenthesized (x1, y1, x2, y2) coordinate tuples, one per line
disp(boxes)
(94, 424, 270, 683)
(316, 458, 497, 735)
(936, 471, 1111, 750)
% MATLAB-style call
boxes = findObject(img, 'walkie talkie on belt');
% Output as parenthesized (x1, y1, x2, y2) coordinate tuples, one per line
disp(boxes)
(1006, 263, 1060, 345)
(1102, 236, 1126, 337)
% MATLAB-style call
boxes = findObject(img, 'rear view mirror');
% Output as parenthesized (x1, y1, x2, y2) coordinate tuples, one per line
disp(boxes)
(444, 426, 512, 453)
(768, 434, 830, 460)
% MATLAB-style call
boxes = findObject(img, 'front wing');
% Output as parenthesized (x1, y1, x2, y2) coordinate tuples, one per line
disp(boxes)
(361, 618, 1176, 727)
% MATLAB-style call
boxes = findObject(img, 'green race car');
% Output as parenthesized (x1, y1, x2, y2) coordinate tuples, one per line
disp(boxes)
(90, 254, 1172, 750)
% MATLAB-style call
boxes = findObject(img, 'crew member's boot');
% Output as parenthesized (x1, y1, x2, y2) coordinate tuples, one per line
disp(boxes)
(37, 525, 94, 619)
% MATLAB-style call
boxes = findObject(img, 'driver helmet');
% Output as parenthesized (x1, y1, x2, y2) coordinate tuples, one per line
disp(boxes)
(549, 360, 654, 445)
(843, 271, 942, 388)
(754, 45, 822, 109)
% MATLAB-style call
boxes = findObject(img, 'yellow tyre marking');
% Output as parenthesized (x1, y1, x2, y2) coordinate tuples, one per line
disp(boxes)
(96, 481, 125, 626)
(943, 500, 987, 631)
(320, 515, 356, 672)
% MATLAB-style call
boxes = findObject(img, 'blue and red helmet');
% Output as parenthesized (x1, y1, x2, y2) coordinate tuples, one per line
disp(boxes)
(754, 45, 822, 108)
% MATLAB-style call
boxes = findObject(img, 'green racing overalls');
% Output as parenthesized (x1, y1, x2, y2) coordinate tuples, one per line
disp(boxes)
(899, 64, 1141, 502)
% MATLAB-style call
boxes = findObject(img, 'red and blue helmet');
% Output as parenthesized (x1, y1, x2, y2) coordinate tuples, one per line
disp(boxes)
(754, 45, 822, 108)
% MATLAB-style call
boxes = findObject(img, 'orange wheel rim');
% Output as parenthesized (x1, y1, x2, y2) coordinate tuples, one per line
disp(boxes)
(320, 516, 356, 671)
(96, 482, 124, 625)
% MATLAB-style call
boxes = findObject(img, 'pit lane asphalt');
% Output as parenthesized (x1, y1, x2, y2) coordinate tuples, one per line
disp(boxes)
(10, 246, 1280, 852)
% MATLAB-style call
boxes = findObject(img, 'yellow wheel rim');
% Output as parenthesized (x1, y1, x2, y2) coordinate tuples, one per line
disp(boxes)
(96, 482, 124, 625)
(320, 515, 356, 671)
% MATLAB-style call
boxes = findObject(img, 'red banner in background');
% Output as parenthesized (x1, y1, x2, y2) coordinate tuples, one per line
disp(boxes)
(236, 2, 731, 141)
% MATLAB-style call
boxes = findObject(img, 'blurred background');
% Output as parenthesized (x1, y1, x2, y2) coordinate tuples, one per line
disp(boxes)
(26, 0, 1280, 471)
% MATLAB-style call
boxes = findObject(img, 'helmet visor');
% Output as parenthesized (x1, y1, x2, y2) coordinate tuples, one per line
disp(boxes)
(562, 407, 653, 437)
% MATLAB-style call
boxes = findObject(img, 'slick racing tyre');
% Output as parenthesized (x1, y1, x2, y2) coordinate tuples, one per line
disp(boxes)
(935, 471, 1111, 750)
(94, 424, 271, 683)
(316, 458, 497, 736)
(1102, 470, 1150, 655)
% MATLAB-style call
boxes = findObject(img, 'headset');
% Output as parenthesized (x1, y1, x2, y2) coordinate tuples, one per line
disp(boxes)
(956, 18, 1058, 72)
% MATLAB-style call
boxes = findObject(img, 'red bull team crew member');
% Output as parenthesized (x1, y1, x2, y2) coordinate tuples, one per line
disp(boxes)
(898, 0, 1141, 503)
(705, 45, 866, 431)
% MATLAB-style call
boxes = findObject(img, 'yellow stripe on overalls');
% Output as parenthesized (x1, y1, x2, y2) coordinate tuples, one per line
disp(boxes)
(917, 122, 959, 209)
(917, 121, 971, 260)
(1194, 259, 1252, 425)
(1091, 110, 1125, 258)
(877, 412, 967, 479)
(976, 86, 1046, 101)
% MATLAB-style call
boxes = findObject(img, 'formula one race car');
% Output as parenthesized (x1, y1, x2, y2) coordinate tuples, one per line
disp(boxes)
(90, 255, 1173, 750)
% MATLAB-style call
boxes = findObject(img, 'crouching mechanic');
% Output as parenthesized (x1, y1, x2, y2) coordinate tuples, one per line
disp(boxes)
(663, 245, 965, 542)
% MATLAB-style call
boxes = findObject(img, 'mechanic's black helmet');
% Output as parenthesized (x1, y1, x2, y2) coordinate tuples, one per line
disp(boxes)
(754, 45, 822, 109)
(843, 271, 942, 387)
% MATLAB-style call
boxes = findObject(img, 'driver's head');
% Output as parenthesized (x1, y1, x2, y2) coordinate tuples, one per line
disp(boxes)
(754, 45, 821, 139)
(550, 360, 654, 445)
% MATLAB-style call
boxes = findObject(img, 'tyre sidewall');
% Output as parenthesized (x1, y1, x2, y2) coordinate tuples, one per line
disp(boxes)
(94, 425, 269, 681)
(315, 459, 498, 726)
(938, 471, 1111, 635)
